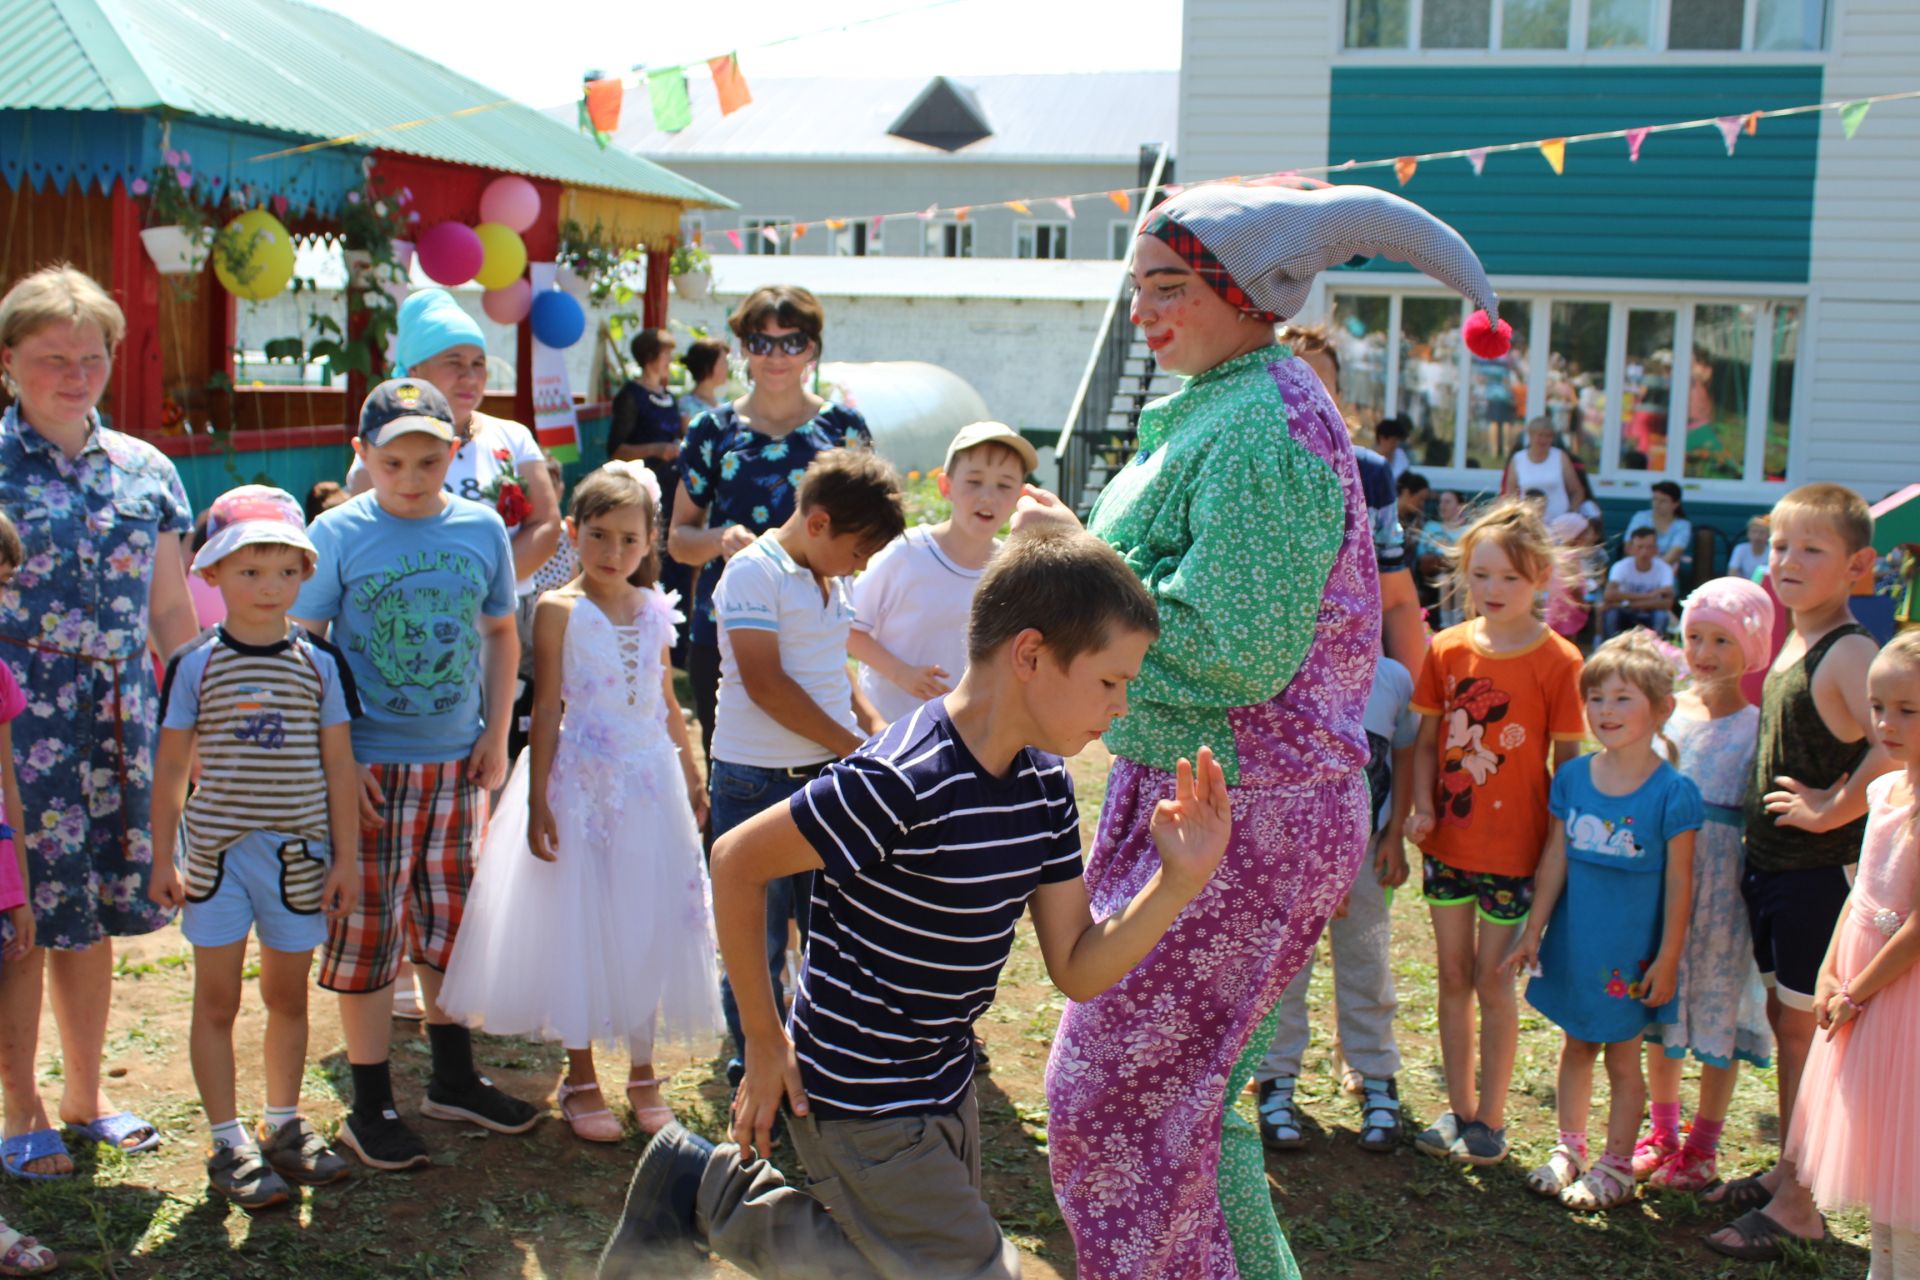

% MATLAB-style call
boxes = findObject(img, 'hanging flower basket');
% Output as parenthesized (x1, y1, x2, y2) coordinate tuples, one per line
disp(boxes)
(140, 225, 213, 275)
(671, 268, 711, 302)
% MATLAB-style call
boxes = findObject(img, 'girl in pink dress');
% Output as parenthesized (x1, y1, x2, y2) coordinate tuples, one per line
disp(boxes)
(1786, 630, 1920, 1278)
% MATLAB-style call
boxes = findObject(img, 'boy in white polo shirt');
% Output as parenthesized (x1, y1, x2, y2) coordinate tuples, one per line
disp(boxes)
(709, 449, 906, 1077)
(848, 422, 1034, 726)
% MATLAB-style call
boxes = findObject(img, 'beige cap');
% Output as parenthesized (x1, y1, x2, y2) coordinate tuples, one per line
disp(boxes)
(943, 421, 1039, 476)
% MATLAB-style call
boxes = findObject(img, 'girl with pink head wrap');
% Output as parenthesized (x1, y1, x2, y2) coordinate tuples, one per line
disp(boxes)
(1636, 576, 1778, 1192)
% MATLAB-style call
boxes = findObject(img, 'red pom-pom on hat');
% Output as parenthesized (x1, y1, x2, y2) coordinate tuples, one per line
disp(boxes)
(1464, 309, 1512, 359)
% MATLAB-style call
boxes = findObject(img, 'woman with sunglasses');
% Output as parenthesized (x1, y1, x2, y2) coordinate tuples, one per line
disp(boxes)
(669, 285, 871, 765)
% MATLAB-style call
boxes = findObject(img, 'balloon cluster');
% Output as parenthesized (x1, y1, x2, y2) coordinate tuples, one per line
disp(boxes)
(413, 176, 585, 348)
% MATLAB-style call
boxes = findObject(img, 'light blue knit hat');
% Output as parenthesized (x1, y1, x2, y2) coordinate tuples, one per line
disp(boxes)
(392, 288, 486, 376)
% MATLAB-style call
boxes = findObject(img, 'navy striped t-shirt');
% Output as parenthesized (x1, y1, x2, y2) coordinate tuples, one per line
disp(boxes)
(788, 700, 1082, 1118)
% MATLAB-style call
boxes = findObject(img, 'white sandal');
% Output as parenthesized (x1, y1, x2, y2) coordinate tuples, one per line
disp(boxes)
(624, 1078, 674, 1137)
(1561, 1157, 1636, 1211)
(557, 1082, 622, 1144)
(0, 1218, 57, 1276)
(1527, 1143, 1587, 1197)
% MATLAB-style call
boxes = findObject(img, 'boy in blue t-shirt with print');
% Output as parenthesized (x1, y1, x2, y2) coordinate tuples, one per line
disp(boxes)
(600, 528, 1234, 1280)
(292, 379, 538, 1173)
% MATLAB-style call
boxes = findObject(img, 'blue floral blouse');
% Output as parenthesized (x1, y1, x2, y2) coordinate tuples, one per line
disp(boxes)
(677, 402, 871, 646)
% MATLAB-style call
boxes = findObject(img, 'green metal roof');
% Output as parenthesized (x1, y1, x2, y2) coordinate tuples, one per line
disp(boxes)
(0, 0, 734, 207)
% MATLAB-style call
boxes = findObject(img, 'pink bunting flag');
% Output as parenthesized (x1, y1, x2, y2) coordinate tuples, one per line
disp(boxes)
(918, 203, 938, 220)
(761, 225, 781, 245)
(1466, 148, 1488, 176)
(1715, 115, 1743, 156)
(869, 215, 885, 237)
(1626, 127, 1649, 163)
(726, 229, 743, 251)
(1053, 198, 1076, 219)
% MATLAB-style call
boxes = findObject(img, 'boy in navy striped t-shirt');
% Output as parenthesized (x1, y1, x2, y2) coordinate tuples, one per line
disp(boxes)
(601, 528, 1235, 1280)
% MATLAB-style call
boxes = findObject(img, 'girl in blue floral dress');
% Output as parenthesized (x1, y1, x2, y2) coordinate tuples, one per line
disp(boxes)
(0, 266, 199, 1180)
(1507, 630, 1703, 1211)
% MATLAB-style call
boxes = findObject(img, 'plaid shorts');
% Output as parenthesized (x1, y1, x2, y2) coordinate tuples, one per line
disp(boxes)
(318, 761, 487, 994)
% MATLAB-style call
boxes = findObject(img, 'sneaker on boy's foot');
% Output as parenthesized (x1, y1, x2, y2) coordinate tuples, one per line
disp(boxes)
(1449, 1120, 1509, 1166)
(599, 1123, 714, 1280)
(1414, 1111, 1460, 1159)
(1255, 1077, 1304, 1151)
(420, 1076, 541, 1134)
(259, 1117, 351, 1186)
(207, 1141, 292, 1210)
(336, 1110, 431, 1172)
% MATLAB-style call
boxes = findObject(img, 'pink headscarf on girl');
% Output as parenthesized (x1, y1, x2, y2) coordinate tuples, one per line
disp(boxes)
(1680, 576, 1775, 674)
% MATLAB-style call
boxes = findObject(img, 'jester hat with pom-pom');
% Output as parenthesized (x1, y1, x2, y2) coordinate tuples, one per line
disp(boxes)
(1145, 183, 1513, 358)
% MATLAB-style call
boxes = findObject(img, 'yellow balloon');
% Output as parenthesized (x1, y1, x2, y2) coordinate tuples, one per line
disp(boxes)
(473, 222, 528, 291)
(212, 209, 296, 301)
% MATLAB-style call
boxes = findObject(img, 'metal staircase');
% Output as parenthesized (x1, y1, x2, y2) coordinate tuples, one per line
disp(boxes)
(1054, 144, 1175, 517)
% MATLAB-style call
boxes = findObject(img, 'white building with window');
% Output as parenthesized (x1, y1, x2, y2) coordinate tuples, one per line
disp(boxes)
(613, 73, 1176, 261)
(1180, 0, 1917, 527)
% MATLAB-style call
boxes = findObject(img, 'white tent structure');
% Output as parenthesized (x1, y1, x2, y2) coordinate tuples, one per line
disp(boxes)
(820, 361, 994, 473)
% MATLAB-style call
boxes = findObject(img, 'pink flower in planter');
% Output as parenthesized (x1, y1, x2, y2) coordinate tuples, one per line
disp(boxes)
(398, 187, 412, 204)
(347, 191, 361, 205)
(175, 169, 193, 189)
(179, 150, 190, 165)
(164, 148, 181, 166)
(131, 177, 148, 195)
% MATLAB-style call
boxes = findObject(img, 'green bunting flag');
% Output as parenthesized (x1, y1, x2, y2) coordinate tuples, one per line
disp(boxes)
(648, 68, 693, 133)
(1840, 100, 1871, 139)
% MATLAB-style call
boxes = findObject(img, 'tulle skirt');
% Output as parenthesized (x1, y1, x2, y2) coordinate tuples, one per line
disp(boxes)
(439, 745, 723, 1056)
(1785, 894, 1920, 1232)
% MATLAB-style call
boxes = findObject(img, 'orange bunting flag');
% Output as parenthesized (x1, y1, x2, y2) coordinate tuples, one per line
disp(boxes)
(825, 219, 846, 231)
(1108, 190, 1132, 213)
(1745, 111, 1760, 136)
(583, 76, 623, 135)
(709, 54, 753, 117)
(1007, 200, 1031, 215)
(955, 206, 970, 222)
(792, 222, 808, 239)
(1539, 138, 1566, 175)
(1393, 156, 1417, 186)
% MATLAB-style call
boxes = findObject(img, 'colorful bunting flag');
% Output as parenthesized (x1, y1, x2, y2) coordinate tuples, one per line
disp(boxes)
(955, 206, 970, 222)
(1053, 198, 1075, 219)
(1539, 138, 1566, 175)
(708, 54, 753, 117)
(1007, 200, 1031, 214)
(1745, 111, 1760, 136)
(1715, 115, 1743, 155)
(793, 222, 809, 238)
(1840, 100, 1872, 138)
(648, 68, 692, 133)
(869, 215, 885, 238)
(1466, 148, 1487, 176)
(825, 219, 846, 230)
(760, 225, 780, 246)
(726, 229, 742, 251)
(1393, 156, 1417, 186)
(584, 76, 623, 135)
(918, 203, 939, 220)
(1108, 190, 1131, 213)
(577, 99, 610, 149)
(1626, 127, 1649, 163)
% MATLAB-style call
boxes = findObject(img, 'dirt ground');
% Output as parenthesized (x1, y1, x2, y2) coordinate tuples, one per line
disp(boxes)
(1, 743, 1872, 1278)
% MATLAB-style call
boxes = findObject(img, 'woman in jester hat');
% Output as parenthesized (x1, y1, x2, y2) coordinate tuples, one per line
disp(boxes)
(1020, 182, 1513, 1279)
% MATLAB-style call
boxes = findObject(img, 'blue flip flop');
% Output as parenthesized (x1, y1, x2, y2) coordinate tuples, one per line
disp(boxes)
(66, 1112, 161, 1154)
(1, 1129, 71, 1180)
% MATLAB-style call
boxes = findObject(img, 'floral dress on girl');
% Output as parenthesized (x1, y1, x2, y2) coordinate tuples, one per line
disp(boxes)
(0, 405, 189, 949)
(1650, 707, 1774, 1067)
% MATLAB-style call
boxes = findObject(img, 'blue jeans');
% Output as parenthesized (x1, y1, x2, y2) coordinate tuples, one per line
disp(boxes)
(709, 759, 822, 1060)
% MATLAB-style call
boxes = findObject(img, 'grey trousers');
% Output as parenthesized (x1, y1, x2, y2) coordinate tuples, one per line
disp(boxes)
(1256, 836, 1402, 1082)
(696, 1086, 1021, 1280)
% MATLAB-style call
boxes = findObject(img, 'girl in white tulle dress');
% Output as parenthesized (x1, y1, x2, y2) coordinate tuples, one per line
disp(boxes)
(440, 463, 719, 1142)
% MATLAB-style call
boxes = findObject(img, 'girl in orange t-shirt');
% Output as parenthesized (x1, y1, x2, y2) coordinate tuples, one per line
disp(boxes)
(1408, 500, 1586, 1168)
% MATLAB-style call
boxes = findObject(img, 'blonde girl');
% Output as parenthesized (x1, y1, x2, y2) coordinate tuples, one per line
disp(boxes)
(1506, 631, 1701, 1210)
(1407, 499, 1586, 1166)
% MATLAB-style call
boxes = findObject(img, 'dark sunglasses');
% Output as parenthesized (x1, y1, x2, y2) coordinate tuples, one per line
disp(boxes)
(743, 332, 812, 357)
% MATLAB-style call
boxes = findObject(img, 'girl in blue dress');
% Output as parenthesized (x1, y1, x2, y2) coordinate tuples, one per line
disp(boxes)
(1507, 631, 1703, 1210)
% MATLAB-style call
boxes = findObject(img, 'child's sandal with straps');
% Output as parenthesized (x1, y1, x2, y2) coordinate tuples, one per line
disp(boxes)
(1527, 1144, 1587, 1197)
(558, 1083, 623, 1144)
(1561, 1158, 1636, 1211)
(1648, 1144, 1718, 1192)
(1356, 1077, 1401, 1153)
(1631, 1129, 1680, 1181)
(0, 1218, 56, 1276)
(625, 1079, 675, 1137)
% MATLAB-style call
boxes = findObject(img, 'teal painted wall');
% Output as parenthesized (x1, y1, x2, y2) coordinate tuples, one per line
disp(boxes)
(1326, 65, 1822, 283)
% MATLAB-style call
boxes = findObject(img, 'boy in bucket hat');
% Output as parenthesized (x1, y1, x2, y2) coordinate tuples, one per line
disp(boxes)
(150, 485, 362, 1208)
(292, 379, 538, 1172)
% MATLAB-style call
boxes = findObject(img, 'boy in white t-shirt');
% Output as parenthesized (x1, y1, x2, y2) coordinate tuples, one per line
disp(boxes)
(1601, 525, 1678, 638)
(848, 423, 1035, 726)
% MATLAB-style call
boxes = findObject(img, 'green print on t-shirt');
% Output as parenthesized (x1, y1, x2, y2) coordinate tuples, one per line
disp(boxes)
(348, 551, 488, 714)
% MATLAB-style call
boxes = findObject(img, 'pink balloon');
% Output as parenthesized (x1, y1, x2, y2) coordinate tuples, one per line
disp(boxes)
(482, 279, 532, 325)
(479, 175, 541, 235)
(417, 221, 484, 285)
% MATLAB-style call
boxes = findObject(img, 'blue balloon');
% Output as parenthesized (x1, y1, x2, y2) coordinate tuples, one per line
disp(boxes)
(529, 289, 586, 348)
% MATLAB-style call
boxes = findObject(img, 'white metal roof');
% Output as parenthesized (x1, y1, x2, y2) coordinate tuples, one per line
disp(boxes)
(706, 254, 1124, 301)
(604, 72, 1177, 164)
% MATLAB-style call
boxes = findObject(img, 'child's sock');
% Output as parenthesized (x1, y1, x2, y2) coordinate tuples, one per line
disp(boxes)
(1684, 1115, 1724, 1154)
(1598, 1150, 1633, 1178)
(427, 1022, 479, 1092)
(1558, 1129, 1590, 1163)
(208, 1117, 253, 1152)
(1649, 1101, 1681, 1145)
(350, 1061, 396, 1121)
(261, 1104, 299, 1134)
